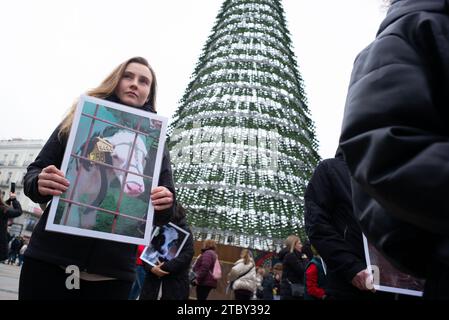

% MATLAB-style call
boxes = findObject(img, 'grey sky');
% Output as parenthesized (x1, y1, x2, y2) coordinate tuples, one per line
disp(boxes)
(0, 0, 386, 159)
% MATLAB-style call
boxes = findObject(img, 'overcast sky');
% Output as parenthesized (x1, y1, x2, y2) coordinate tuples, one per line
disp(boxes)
(0, 0, 386, 159)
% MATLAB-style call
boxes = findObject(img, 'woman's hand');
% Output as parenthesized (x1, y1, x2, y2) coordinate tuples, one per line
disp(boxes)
(151, 186, 173, 211)
(9, 192, 17, 200)
(351, 269, 375, 292)
(37, 165, 70, 196)
(151, 262, 169, 277)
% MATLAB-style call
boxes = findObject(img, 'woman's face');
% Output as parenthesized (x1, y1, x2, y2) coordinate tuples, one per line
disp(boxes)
(295, 240, 303, 252)
(115, 62, 152, 108)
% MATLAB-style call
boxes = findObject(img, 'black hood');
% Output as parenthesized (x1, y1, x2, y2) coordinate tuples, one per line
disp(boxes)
(378, 0, 449, 35)
(335, 146, 345, 160)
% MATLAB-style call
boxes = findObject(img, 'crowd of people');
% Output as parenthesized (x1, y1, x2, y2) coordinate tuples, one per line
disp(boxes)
(1, 0, 448, 300)
(2, 235, 28, 266)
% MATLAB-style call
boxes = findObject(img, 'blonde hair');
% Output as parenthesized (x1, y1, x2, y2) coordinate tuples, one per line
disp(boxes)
(240, 248, 253, 265)
(58, 57, 157, 139)
(285, 235, 301, 253)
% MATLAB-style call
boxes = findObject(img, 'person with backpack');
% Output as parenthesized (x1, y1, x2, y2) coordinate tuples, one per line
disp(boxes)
(227, 249, 257, 300)
(304, 245, 327, 300)
(192, 239, 219, 300)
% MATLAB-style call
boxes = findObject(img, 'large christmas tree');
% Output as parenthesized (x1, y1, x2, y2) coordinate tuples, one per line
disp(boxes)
(169, 0, 320, 251)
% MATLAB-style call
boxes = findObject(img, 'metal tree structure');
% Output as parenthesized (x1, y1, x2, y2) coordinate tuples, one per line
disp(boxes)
(169, 0, 320, 251)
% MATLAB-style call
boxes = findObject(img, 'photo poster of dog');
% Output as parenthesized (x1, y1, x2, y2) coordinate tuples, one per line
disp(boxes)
(140, 222, 190, 267)
(46, 95, 168, 246)
(363, 235, 424, 297)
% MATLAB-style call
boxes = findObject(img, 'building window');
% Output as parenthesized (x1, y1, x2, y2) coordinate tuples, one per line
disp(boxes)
(24, 153, 34, 166)
(0, 154, 7, 165)
(6, 172, 12, 185)
(11, 154, 19, 166)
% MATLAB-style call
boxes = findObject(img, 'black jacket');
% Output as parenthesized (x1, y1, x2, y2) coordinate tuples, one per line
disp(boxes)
(139, 214, 194, 300)
(260, 273, 275, 300)
(278, 247, 306, 299)
(304, 157, 367, 299)
(340, 0, 449, 297)
(0, 199, 23, 260)
(24, 100, 175, 282)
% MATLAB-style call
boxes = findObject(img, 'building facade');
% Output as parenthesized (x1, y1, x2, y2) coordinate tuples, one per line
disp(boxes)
(0, 139, 45, 238)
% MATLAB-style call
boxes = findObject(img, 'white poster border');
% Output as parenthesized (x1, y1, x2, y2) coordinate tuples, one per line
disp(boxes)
(363, 234, 423, 297)
(46, 95, 168, 246)
(140, 222, 190, 267)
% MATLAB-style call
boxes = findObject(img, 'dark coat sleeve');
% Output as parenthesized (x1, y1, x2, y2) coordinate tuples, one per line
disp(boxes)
(304, 161, 365, 282)
(4, 199, 23, 219)
(161, 231, 194, 274)
(24, 126, 66, 204)
(283, 252, 306, 281)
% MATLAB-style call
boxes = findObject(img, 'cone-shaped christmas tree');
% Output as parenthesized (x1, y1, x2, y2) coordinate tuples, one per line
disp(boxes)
(169, 0, 320, 251)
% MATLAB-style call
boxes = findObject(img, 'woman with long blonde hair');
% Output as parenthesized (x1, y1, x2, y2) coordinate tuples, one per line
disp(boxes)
(58, 57, 158, 139)
(278, 235, 307, 300)
(227, 248, 258, 300)
(19, 57, 176, 300)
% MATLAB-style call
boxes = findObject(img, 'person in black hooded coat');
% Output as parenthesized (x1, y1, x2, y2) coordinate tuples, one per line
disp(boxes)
(340, 0, 449, 299)
(139, 204, 194, 300)
(304, 151, 375, 299)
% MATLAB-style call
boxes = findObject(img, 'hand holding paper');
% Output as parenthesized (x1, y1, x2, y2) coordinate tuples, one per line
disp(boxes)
(151, 262, 169, 277)
(151, 186, 173, 211)
(351, 269, 375, 292)
(38, 165, 70, 196)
